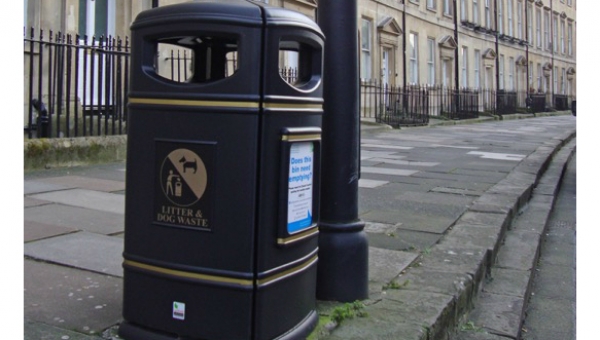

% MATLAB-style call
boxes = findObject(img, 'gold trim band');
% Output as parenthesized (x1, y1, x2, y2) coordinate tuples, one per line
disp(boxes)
(129, 97, 322, 110)
(123, 259, 254, 287)
(129, 97, 260, 108)
(277, 227, 319, 245)
(264, 102, 323, 110)
(257, 255, 318, 287)
(281, 134, 322, 142)
(123, 254, 318, 288)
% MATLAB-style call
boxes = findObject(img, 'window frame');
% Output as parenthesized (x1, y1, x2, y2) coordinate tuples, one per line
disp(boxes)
(461, 46, 468, 88)
(507, 0, 513, 37)
(427, 0, 437, 11)
(409, 32, 419, 85)
(498, 0, 504, 34)
(527, 4, 533, 44)
(552, 14, 558, 53)
(508, 57, 514, 91)
(536, 8, 542, 48)
(516, 0, 523, 39)
(499, 55, 505, 90)
(567, 22, 573, 56)
(444, 0, 453, 17)
(560, 19, 565, 54)
(461, 0, 467, 21)
(360, 18, 373, 80)
(544, 11, 550, 51)
(474, 49, 481, 89)
(427, 37, 436, 85)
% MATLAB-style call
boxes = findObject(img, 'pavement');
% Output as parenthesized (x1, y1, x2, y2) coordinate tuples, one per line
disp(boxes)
(23, 113, 576, 340)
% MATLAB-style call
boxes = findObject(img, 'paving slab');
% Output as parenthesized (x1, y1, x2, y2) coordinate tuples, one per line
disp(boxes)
(538, 232, 576, 267)
(453, 331, 508, 340)
(529, 264, 576, 301)
(511, 198, 553, 234)
(483, 267, 531, 298)
(495, 230, 541, 271)
(24, 196, 52, 208)
(361, 166, 419, 177)
(455, 211, 510, 230)
(368, 247, 419, 295)
(429, 186, 484, 197)
(411, 170, 499, 184)
(28, 189, 125, 215)
(522, 295, 576, 339)
(25, 203, 124, 235)
(326, 290, 454, 340)
(469, 192, 521, 218)
(467, 292, 525, 339)
(418, 245, 489, 286)
(24, 231, 124, 277)
(358, 178, 389, 188)
(24, 260, 123, 336)
(439, 223, 505, 261)
(362, 209, 460, 234)
(40, 175, 126, 192)
(24, 220, 79, 243)
(24, 320, 104, 340)
(24, 180, 71, 195)
(367, 229, 442, 252)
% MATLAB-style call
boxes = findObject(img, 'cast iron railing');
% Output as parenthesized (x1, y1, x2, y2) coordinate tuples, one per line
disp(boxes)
(24, 28, 130, 139)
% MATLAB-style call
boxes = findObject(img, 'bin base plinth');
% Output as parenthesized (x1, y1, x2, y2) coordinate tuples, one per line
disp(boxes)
(118, 310, 318, 340)
(118, 321, 178, 340)
(316, 221, 369, 302)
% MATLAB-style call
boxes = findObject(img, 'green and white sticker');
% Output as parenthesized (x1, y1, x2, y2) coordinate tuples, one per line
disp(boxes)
(173, 301, 186, 320)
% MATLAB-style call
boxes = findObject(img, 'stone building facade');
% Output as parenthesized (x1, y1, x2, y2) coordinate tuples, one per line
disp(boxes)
(24, 0, 576, 124)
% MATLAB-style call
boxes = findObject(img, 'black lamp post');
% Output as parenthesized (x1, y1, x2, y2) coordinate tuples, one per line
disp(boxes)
(316, 0, 369, 302)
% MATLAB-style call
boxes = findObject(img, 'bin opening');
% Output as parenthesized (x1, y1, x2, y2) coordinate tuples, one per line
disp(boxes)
(278, 40, 321, 90)
(154, 35, 239, 84)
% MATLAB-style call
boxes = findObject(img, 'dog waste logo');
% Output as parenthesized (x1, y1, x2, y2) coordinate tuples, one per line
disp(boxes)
(160, 149, 208, 206)
(156, 146, 212, 230)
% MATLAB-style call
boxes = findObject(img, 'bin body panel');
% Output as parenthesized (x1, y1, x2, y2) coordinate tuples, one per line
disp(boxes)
(124, 107, 260, 339)
(121, 1, 324, 339)
(125, 109, 260, 273)
(251, 12, 325, 338)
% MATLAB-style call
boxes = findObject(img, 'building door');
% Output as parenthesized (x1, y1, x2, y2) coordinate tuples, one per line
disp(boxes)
(442, 59, 453, 88)
(382, 48, 389, 86)
(484, 66, 493, 110)
(381, 47, 396, 108)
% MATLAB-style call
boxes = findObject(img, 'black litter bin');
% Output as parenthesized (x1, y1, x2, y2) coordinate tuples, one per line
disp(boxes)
(119, 1, 324, 339)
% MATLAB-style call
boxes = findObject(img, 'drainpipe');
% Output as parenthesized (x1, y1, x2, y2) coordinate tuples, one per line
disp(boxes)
(402, 0, 407, 112)
(525, 0, 530, 108)
(454, 0, 459, 113)
(402, 0, 407, 90)
(495, 0, 500, 94)
(550, 0, 554, 106)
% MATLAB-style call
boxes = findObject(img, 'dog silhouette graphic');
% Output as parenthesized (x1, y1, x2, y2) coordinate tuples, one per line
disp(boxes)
(179, 156, 197, 174)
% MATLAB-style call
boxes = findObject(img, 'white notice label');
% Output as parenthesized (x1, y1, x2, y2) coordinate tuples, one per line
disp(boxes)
(287, 142, 314, 234)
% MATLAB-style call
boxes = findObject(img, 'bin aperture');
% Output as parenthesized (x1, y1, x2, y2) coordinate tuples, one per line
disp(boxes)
(278, 39, 322, 90)
(154, 35, 239, 83)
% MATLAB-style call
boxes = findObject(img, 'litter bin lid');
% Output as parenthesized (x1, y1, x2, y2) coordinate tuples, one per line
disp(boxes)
(131, 0, 322, 35)
(131, 0, 264, 30)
